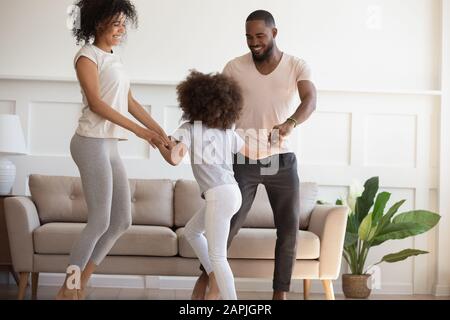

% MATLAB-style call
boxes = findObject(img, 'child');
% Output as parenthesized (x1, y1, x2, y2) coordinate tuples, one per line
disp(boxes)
(157, 70, 255, 300)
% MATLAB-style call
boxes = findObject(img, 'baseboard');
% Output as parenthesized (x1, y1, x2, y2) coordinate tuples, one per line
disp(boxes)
(36, 273, 415, 295)
(433, 284, 450, 296)
(38, 273, 146, 289)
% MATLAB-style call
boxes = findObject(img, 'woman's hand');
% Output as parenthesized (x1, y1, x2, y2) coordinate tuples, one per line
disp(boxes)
(134, 127, 168, 149)
(156, 129, 172, 148)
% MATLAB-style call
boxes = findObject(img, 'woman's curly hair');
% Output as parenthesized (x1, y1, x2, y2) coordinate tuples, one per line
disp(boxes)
(177, 71, 243, 130)
(71, 0, 138, 45)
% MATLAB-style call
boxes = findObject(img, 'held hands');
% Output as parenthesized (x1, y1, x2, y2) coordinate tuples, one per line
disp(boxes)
(155, 137, 186, 166)
(155, 138, 177, 150)
(135, 127, 171, 149)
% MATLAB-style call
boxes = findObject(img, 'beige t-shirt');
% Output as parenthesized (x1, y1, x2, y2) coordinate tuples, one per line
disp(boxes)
(223, 52, 312, 158)
(74, 44, 130, 140)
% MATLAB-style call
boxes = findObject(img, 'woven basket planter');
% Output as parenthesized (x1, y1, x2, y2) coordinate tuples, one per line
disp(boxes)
(342, 274, 371, 299)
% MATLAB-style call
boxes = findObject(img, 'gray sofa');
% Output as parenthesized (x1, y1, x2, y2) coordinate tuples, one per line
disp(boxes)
(5, 174, 348, 300)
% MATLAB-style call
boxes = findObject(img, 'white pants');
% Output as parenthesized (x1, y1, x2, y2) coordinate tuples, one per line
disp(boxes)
(184, 184, 242, 300)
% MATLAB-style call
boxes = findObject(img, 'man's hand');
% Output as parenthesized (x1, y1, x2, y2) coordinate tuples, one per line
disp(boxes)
(269, 120, 295, 146)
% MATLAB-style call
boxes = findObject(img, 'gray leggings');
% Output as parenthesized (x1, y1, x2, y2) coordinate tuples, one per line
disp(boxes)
(68, 134, 131, 269)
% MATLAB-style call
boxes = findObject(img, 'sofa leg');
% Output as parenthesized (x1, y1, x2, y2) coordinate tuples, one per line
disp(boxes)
(31, 272, 39, 300)
(321, 280, 335, 300)
(18, 272, 29, 300)
(303, 279, 311, 300)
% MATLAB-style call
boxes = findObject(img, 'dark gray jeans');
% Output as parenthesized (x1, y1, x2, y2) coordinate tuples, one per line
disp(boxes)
(231, 152, 300, 292)
(200, 152, 301, 292)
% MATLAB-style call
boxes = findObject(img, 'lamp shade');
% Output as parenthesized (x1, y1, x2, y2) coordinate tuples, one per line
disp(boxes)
(0, 115, 27, 155)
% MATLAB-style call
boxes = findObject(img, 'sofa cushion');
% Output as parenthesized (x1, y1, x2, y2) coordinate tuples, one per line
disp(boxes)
(174, 180, 204, 227)
(174, 180, 318, 229)
(34, 223, 178, 257)
(176, 227, 320, 260)
(129, 179, 174, 227)
(29, 175, 174, 227)
(29, 175, 87, 224)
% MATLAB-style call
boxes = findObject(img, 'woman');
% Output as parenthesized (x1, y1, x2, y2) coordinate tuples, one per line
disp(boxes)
(57, 0, 170, 299)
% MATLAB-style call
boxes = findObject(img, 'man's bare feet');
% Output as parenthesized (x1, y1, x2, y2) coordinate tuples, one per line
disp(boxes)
(191, 271, 209, 300)
(272, 290, 287, 300)
(205, 272, 221, 300)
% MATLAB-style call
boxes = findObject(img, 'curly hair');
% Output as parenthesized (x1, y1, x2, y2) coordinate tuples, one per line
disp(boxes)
(71, 0, 138, 45)
(176, 71, 243, 130)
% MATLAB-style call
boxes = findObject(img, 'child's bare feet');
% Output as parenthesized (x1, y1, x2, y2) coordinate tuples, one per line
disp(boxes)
(191, 271, 209, 300)
(205, 272, 221, 300)
(272, 290, 287, 300)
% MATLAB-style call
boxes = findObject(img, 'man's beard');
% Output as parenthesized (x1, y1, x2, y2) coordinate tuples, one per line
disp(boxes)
(251, 41, 274, 62)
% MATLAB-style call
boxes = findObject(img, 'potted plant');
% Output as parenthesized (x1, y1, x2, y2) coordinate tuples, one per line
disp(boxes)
(339, 177, 440, 298)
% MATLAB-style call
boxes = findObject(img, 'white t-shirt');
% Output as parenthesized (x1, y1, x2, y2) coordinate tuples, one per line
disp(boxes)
(74, 44, 130, 140)
(172, 121, 245, 196)
(223, 53, 312, 158)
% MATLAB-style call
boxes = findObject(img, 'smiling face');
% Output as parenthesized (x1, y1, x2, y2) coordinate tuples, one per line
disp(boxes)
(96, 13, 127, 47)
(246, 20, 277, 62)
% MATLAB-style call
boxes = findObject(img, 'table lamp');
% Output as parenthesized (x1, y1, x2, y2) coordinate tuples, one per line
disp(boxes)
(0, 115, 27, 195)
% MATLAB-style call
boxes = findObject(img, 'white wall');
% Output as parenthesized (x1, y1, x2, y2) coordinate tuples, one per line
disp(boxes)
(0, 0, 441, 89)
(1, 0, 448, 295)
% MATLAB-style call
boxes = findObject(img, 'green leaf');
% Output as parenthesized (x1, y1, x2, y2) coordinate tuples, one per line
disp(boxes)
(358, 213, 373, 241)
(372, 192, 391, 225)
(346, 214, 358, 234)
(336, 199, 343, 205)
(375, 249, 429, 264)
(371, 222, 429, 246)
(377, 200, 406, 232)
(355, 177, 379, 224)
(393, 210, 440, 229)
(344, 232, 358, 247)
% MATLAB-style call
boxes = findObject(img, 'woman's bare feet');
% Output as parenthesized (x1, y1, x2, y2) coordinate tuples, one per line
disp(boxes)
(205, 272, 221, 300)
(191, 271, 209, 300)
(77, 288, 86, 300)
(56, 285, 78, 300)
(56, 266, 81, 300)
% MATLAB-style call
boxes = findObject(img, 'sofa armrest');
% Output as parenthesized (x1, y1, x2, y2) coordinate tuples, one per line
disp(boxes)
(4, 197, 41, 272)
(308, 205, 349, 279)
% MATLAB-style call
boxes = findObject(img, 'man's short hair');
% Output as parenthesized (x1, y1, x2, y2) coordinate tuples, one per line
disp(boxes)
(246, 10, 276, 27)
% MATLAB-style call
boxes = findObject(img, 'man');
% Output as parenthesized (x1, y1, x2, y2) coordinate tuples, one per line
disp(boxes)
(192, 10, 317, 300)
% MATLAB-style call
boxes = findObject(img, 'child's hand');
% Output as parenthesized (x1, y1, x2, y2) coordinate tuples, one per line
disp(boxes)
(156, 137, 187, 166)
(163, 137, 178, 150)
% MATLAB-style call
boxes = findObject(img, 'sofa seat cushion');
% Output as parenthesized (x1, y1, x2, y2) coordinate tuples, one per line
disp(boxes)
(34, 223, 178, 257)
(177, 228, 320, 260)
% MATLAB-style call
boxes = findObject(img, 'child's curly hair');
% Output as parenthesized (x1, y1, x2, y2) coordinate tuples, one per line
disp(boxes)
(177, 70, 243, 130)
(71, 0, 138, 45)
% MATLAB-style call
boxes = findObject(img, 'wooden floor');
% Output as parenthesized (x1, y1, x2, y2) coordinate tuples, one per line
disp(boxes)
(0, 284, 449, 300)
